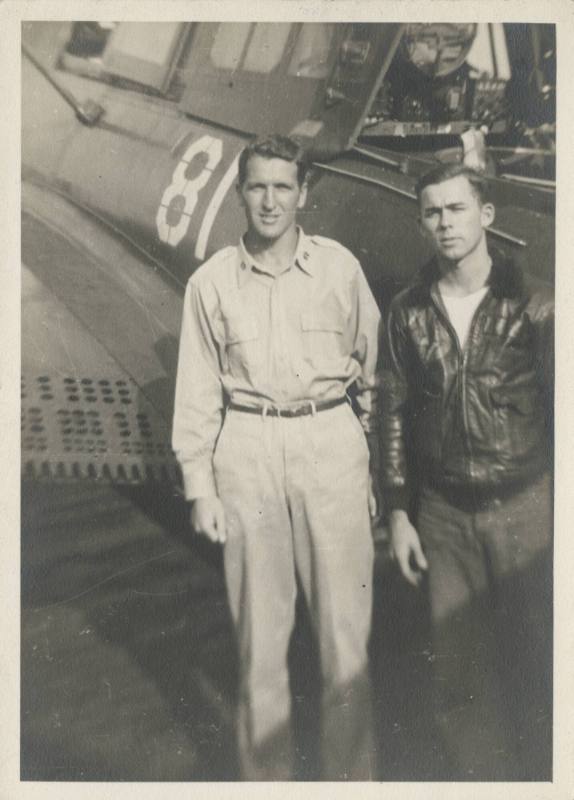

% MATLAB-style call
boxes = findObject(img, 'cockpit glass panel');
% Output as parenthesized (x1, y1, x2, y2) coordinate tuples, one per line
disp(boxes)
(466, 24, 511, 80)
(179, 22, 324, 138)
(101, 22, 185, 91)
(491, 23, 511, 80)
(288, 23, 336, 79)
(105, 22, 181, 66)
(242, 23, 292, 73)
(210, 23, 251, 71)
(466, 24, 495, 78)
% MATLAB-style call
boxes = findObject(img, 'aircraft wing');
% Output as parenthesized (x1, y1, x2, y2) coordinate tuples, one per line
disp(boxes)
(22, 182, 181, 484)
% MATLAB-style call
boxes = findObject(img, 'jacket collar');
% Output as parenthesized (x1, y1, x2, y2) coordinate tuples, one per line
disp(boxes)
(416, 247, 526, 302)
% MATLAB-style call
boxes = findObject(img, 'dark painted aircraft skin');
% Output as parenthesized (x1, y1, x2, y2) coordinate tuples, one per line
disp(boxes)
(21, 21, 555, 483)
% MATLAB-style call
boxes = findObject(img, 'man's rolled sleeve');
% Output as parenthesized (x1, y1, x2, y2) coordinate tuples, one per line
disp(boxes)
(172, 279, 224, 501)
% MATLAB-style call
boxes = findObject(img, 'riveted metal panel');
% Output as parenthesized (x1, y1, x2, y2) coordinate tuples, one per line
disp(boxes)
(22, 373, 178, 484)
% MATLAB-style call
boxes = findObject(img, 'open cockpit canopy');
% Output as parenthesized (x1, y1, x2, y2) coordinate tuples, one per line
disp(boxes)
(25, 21, 555, 164)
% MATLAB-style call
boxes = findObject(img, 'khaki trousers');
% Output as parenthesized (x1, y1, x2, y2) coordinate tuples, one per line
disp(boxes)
(213, 401, 375, 780)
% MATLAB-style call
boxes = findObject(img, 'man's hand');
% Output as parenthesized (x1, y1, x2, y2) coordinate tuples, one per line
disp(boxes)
(389, 509, 428, 586)
(190, 496, 227, 544)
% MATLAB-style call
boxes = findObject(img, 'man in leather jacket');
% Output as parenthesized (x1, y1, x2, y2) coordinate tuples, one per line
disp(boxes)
(380, 163, 553, 780)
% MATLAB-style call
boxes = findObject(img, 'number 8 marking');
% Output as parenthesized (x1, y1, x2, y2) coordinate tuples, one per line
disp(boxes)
(156, 135, 223, 247)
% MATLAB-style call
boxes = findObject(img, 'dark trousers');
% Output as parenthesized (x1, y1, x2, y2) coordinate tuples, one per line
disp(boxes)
(417, 473, 553, 780)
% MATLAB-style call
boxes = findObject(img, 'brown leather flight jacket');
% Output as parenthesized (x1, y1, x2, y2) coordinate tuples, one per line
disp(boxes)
(381, 250, 554, 511)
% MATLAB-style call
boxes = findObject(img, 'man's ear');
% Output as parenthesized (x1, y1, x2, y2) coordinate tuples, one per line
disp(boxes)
(481, 201, 495, 229)
(236, 181, 246, 207)
(417, 214, 429, 240)
(297, 181, 308, 210)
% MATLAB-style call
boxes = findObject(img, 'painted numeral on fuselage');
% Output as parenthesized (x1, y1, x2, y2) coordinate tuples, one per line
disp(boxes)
(156, 135, 223, 247)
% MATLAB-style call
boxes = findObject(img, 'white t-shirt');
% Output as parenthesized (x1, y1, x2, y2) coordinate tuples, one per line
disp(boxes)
(439, 285, 489, 349)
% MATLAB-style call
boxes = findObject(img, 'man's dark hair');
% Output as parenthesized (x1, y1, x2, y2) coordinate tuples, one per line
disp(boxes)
(237, 134, 310, 187)
(415, 163, 490, 205)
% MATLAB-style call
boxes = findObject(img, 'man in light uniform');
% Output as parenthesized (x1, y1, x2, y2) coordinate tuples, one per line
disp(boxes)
(172, 135, 380, 780)
(381, 163, 553, 780)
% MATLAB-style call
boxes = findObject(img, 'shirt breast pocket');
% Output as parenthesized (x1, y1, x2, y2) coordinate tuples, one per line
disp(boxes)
(223, 316, 262, 374)
(300, 309, 345, 367)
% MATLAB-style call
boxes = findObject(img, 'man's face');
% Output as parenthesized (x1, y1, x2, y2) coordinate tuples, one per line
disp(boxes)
(238, 155, 307, 243)
(419, 175, 494, 263)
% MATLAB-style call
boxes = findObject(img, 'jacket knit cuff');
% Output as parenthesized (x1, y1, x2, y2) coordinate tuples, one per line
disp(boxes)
(384, 486, 409, 514)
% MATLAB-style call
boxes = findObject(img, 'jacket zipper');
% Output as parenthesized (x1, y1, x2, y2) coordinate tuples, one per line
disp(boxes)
(430, 286, 492, 484)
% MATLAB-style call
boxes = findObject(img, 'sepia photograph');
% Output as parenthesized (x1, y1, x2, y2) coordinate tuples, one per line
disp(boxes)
(3, 2, 572, 797)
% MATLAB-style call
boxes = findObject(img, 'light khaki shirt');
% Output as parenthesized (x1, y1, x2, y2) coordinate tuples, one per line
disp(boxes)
(172, 229, 381, 500)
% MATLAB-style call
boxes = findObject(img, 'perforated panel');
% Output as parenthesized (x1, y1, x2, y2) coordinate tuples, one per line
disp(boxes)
(22, 373, 178, 483)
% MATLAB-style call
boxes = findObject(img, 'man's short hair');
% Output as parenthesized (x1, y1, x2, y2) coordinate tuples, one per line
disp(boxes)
(415, 163, 490, 205)
(237, 134, 310, 187)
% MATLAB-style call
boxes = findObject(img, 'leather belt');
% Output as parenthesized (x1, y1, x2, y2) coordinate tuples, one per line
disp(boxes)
(228, 396, 347, 418)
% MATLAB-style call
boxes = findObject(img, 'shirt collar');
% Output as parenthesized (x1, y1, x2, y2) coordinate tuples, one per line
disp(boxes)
(236, 227, 315, 288)
(294, 228, 315, 277)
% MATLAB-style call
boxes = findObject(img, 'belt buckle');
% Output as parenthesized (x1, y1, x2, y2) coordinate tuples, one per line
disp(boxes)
(273, 401, 315, 418)
(288, 403, 304, 418)
(295, 401, 315, 417)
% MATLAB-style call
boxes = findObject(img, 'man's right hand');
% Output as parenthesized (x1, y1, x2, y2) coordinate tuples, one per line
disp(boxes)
(389, 509, 428, 586)
(190, 496, 227, 544)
